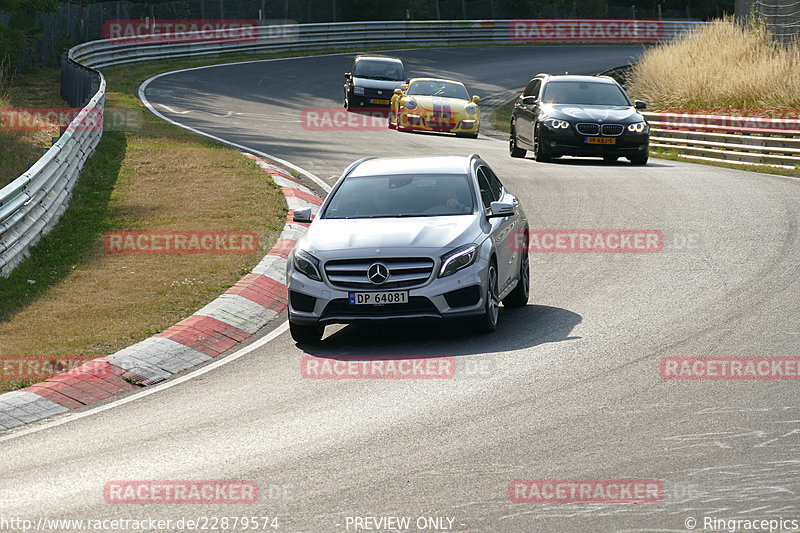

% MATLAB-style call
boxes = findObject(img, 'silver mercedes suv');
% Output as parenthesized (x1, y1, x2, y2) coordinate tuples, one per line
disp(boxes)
(286, 154, 529, 343)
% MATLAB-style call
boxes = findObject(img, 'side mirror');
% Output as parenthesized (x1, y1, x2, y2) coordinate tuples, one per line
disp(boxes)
(393, 88, 402, 95)
(293, 207, 312, 223)
(634, 100, 646, 110)
(521, 96, 536, 106)
(472, 95, 481, 103)
(344, 72, 351, 79)
(488, 201, 514, 218)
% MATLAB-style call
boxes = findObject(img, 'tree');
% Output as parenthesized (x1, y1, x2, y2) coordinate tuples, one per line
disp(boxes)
(0, 0, 59, 78)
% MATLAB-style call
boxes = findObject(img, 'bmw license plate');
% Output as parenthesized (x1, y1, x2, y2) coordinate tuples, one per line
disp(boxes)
(370, 98, 390, 105)
(585, 137, 616, 145)
(349, 291, 408, 305)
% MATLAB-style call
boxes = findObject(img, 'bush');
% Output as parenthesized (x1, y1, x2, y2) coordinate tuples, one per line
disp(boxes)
(627, 16, 800, 110)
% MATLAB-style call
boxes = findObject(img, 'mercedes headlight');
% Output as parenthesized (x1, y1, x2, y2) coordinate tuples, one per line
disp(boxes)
(439, 244, 478, 278)
(293, 249, 322, 281)
(627, 122, 648, 133)
(465, 103, 478, 115)
(353, 86, 365, 95)
(546, 119, 570, 129)
(404, 98, 417, 110)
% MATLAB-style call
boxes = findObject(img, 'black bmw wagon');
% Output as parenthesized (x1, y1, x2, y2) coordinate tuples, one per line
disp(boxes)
(509, 74, 649, 165)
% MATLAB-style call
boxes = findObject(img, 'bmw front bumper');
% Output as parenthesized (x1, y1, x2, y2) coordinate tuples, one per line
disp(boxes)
(540, 127, 649, 157)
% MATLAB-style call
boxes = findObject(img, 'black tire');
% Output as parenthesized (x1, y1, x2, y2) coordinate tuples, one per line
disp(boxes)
(629, 153, 649, 165)
(503, 251, 529, 308)
(289, 319, 324, 344)
(603, 155, 618, 163)
(475, 261, 499, 333)
(509, 125, 527, 158)
(533, 123, 551, 162)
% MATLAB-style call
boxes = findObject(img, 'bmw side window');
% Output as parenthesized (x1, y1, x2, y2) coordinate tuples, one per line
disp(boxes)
(476, 169, 495, 210)
(481, 166, 503, 201)
(523, 79, 541, 98)
(523, 80, 537, 97)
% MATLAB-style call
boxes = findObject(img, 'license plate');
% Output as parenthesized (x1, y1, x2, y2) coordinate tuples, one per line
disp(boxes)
(370, 98, 390, 105)
(585, 137, 616, 145)
(349, 291, 408, 305)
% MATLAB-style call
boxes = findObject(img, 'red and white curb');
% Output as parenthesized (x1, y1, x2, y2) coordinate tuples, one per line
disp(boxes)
(0, 155, 321, 432)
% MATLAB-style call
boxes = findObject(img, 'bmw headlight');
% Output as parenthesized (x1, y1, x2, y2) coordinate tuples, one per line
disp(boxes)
(627, 122, 649, 133)
(546, 119, 570, 129)
(404, 98, 417, 111)
(293, 249, 322, 281)
(439, 244, 478, 278)
(465, 103, 478, 115)
(353, 86, 365, 95)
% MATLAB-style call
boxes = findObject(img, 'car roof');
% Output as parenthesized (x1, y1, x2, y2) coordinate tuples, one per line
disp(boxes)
(348, 155, 474, 177)
(408, 77, 465, 86)
(543, 74, 619, 85)
(354, 55, 403, 64)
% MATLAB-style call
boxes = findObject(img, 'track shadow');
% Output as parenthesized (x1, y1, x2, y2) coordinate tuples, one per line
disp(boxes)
(522, 156, 673, 168)
(299, 304, 582, 359)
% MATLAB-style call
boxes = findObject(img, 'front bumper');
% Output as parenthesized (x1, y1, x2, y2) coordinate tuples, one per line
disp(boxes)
(347, 86, 395, 107)
(540, 127, 649, 157)
(399, 111, 479, 134)
(287, 262, 488, 326)
(349, 94, 393, 107)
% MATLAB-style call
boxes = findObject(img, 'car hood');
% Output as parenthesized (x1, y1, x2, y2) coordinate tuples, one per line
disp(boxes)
(353, 77, 404, 90)
(544, 104, 641, 123)
(404, 95, 471, 111)
(299, 215, 480, 254)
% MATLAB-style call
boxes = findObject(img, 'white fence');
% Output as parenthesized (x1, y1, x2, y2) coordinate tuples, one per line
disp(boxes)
(644, 111, 800, 169)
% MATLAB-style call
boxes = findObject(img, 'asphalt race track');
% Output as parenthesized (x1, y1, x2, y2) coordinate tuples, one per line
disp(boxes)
(2, 46, 799, 532)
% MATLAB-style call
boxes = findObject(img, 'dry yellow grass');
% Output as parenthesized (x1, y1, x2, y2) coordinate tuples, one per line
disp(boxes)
(0, 69, 67, 187)
(0, 65, 287, 393)
(628, 17, 800, 111)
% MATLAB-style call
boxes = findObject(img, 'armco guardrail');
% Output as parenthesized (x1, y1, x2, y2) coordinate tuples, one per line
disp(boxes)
(0, 18, 706, 278)
(70, 19, 703, 69)
(0, 58, 104, 277)
(644, 111, 800, 169)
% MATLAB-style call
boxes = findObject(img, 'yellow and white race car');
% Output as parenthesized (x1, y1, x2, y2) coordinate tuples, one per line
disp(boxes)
(388, 78, 480, 138)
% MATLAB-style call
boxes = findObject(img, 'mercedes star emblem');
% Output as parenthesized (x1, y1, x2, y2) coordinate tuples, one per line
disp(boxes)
(367, 263, 389, 285)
